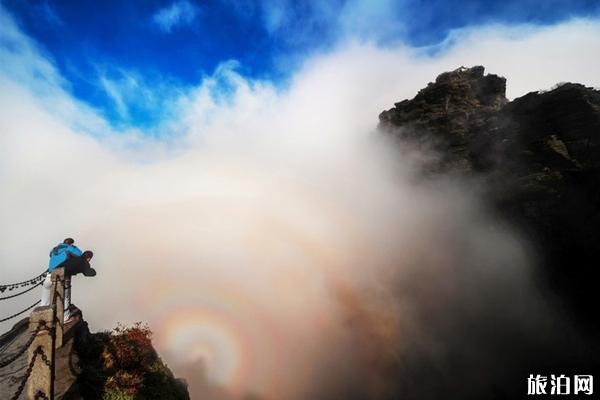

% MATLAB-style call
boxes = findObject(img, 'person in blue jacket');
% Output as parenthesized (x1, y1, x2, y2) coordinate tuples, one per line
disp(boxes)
(49, 238, 82, 272)
(41, 238, 95, 322)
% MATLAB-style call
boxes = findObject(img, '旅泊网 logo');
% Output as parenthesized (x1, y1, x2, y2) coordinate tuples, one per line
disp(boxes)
(527, 374, 593, 395)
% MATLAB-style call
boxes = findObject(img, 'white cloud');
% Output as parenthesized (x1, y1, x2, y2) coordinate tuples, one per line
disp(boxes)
(152, 0, 200, 33)
(2, 6, 600, 398)
(94, 67, 189, 127)
(99, 74, 129, 119)
(236, 0, 407, 45)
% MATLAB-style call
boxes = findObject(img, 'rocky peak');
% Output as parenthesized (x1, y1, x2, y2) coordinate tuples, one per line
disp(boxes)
(429, 65, 506, 108)
(379, 66, 506, 125)
(378, 66, 600, 331)
(378, 66, 507, 172)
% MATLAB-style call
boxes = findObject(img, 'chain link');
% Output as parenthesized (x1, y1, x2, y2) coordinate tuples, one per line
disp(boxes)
(34, 390, 50, 400)
(0, 322, 46, 369)
(8, 345, 45, 400)
(0, 300, 41, 323)
(0, 281, 44, 301)
(8, 346, 52, 400)
(37, 346, 51, 368)
(0, 271, 48, 294)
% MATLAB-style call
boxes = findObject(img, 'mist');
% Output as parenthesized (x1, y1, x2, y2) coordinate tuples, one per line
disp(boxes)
(2, 12, 600, 399)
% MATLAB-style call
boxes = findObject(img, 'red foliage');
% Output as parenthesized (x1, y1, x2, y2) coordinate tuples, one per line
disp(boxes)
(110, 322, 155, 371)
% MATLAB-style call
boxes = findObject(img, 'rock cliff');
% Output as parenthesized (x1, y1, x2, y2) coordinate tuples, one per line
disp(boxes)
(379, 66, 600, 331)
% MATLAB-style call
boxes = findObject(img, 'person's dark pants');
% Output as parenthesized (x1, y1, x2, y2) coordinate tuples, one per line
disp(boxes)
(62, 256, 96, 277)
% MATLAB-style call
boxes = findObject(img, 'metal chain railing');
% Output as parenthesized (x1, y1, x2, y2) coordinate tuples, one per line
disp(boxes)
(0, 281, 44, 301)
(0, 268, 67, 400)
(0, 322, 46, 368)
(35, 390, 50, 400)
(9, 346, 52, 400)
(0, 300, 42, 323)
(0, 271, 48, 294)
(0, 271, 47, 326)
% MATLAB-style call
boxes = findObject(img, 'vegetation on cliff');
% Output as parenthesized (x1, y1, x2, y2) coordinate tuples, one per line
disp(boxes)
(75, 322, 189, 400)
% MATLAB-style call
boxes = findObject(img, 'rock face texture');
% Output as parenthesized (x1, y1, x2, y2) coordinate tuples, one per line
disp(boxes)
(379, 65, 507, 172)
(379, 66, 600, 330)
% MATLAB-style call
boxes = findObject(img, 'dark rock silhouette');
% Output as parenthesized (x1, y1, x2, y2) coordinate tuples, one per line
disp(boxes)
(380, 66, 600, 333)
(378, 66, 600, 399)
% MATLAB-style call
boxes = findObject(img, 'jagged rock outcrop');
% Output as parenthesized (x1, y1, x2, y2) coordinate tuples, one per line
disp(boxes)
(379, 65, 507, 172)
(379, 66, 600, 330)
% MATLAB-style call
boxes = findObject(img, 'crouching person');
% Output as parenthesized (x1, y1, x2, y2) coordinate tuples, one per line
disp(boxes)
(41, 238, 96, 322)
(41, 238, 82, 307)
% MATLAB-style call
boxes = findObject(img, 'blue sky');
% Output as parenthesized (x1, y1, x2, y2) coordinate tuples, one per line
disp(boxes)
(2, 0, 600, 128)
